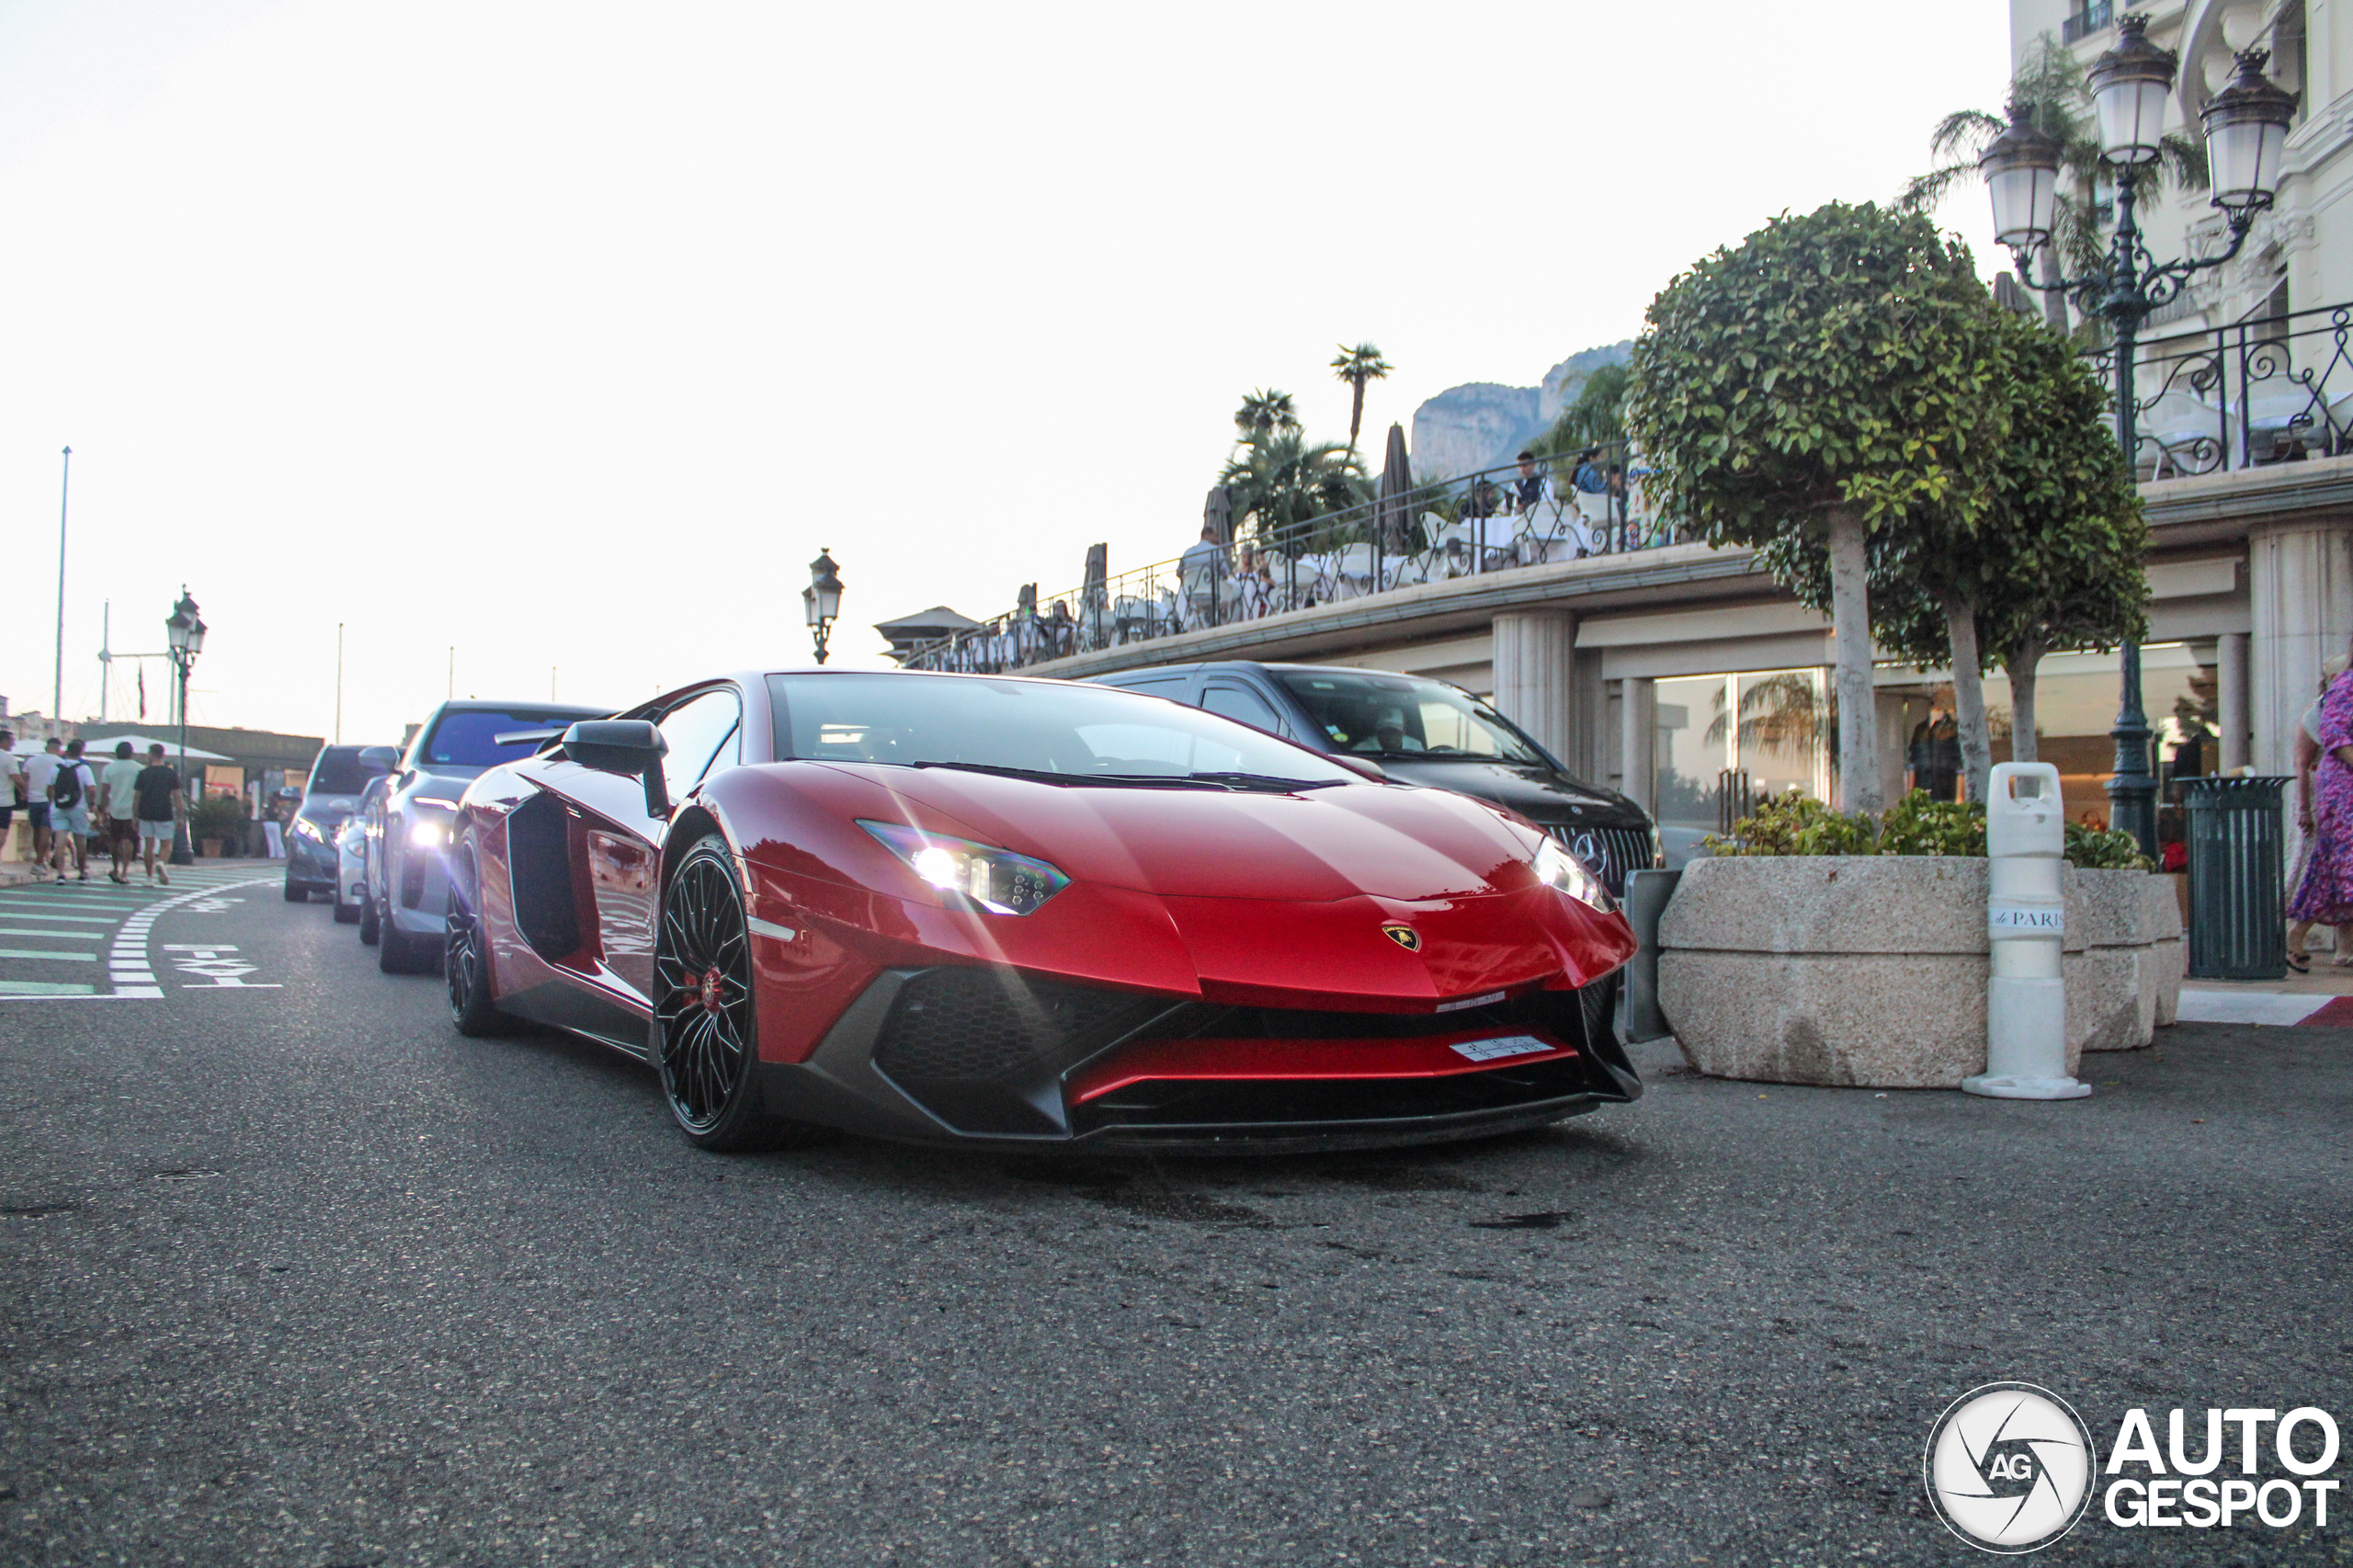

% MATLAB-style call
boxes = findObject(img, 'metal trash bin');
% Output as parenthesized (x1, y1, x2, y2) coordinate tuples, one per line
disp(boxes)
(2179, 776, 2292, 980)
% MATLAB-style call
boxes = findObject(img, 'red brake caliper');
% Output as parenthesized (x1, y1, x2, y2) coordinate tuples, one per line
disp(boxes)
(699, 966, 723, 1014)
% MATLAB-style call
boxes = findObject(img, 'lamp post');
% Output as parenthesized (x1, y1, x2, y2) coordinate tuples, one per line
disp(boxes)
(1981, 12, 2297, 855)
(165, 588, 207, 867)
(803, 550, 844, 665)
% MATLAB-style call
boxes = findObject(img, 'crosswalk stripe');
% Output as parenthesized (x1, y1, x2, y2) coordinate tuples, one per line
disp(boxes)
(0, 980, 96, 994)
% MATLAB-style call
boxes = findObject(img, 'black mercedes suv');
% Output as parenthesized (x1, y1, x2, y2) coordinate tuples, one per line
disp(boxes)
(1088, 661, 1658, 894)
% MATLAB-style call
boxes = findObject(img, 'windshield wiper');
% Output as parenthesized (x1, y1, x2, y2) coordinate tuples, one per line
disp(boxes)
(1183, 771, 1345, 792)
(909, 761, 1214, 789)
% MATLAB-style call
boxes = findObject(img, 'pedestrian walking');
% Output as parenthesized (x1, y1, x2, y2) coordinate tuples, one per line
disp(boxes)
(131, 743, 181, 884)
(0, 731, 20, 865)
(97, 740, 142, 884)
(48, 738, 96, 883)
(2289, 653, 2353, 954)
(22, 737, 62, 881)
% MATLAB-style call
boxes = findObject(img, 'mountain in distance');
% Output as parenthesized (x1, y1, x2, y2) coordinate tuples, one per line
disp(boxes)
(1408, 340, 1632, 481)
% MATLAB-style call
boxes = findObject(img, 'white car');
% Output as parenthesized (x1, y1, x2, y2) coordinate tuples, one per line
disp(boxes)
(335, 777, 386, 926)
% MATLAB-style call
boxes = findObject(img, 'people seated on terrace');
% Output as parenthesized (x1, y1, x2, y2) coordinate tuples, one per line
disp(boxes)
(1514, 451, 1547, 515)
(1464, 477, 1501, 520)
(1181, 522, 1225, 579)
(1233, 543, 1270, 619)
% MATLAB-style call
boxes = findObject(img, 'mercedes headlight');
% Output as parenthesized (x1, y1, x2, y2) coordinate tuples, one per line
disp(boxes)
(1533, 835, 1615, 913)
(859, 820, 1070, 915)
(409, 820, 445, 847)
(292, 817, 325, 843)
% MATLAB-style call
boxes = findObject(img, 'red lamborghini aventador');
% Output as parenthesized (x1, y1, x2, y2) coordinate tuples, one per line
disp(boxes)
(442, 669, 1641, 1153)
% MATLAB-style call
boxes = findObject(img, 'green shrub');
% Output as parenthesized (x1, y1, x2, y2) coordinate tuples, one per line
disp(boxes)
(1708, 788, 2151, 869)
(2064, 821, 2155, 871)
(1877, 792, 1987, 858)
(1703, 791, 1878, 858)
(188, 793, 247, 848)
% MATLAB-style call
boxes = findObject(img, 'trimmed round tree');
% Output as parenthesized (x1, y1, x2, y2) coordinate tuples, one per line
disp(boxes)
(1625, 202, 2009, 812)
(1773, 301, 2147, 802)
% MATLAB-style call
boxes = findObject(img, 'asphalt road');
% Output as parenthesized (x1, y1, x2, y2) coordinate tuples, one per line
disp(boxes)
(2, 863, 2350, 1567)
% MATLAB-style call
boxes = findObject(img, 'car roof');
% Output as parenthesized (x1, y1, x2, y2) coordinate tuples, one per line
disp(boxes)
(427, 699, 610, 715)
(1097, 661, 1449, 682)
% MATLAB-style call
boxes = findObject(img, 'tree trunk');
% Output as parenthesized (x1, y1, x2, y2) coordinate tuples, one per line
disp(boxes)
(1348, 383, 1366, 451)
(1826, 506, 1881, 813)
(2006, 632, 2044, 765)
(1942, 588, 1993, 806)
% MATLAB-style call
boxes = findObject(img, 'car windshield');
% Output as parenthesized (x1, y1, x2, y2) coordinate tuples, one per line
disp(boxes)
(417, 710, 597, 770)
(766, 673, 1356, 787)
(1273, 670, 1547, 765)
(306, 747, 381, 796)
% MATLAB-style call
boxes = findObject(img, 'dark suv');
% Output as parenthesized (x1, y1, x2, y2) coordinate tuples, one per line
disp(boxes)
(284, 744, 397, 903)
(1090, 661, 1658, 893)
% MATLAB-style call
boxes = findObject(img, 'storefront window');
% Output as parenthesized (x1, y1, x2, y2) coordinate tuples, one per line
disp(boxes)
(1876, 641, 2216, 829)
(1652, 667, 1830, 866)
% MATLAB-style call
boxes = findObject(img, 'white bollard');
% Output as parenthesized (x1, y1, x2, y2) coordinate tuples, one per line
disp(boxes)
(1963, 762, 2091, 1101)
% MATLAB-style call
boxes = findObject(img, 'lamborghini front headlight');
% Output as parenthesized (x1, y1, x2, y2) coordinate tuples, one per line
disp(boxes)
(858, 820, 1070, 916)
(1533, 835, 1615, 913)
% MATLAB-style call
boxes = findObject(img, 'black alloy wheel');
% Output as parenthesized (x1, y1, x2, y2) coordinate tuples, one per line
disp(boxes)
(653, 834, 803, 1151)
(445, 846, 508, 1036)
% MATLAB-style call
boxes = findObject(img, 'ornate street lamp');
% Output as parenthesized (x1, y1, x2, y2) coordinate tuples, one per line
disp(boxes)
(803, 549, 844, 665)
(165, 587, 206, 866)
(1984, 13, 2297, 854)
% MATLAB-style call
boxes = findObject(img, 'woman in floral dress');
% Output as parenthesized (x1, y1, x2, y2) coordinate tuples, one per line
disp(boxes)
(2290, 663, 2353, 937)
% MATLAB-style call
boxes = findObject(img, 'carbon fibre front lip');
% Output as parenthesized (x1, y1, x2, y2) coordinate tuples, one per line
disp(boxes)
(754, 964, 1634, 1153)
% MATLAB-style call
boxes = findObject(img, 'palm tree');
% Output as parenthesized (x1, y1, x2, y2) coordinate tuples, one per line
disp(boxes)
(1220, 427, 1370, 551)
(1898, 37, 2206, 328)
(1233, 389, 1302, 439)
(1329, 344, 1392, 452)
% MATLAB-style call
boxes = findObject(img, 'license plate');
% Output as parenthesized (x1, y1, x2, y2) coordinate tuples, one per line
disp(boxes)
(1449, 1034, 1554, 1062)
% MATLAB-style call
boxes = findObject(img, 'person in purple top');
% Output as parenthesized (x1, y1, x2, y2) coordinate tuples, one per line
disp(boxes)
(2289, 653, 2353, 948)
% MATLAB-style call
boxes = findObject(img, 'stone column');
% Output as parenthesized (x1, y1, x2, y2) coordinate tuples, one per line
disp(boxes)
(2218, 631, 2249, 775)
(2249, 520, 2353, 777)
(1620, 676, 1655, 814)
(1490, 610, 1579, 765)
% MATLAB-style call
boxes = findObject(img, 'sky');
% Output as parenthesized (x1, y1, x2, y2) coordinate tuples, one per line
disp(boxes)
(0, 1, 2013, 747)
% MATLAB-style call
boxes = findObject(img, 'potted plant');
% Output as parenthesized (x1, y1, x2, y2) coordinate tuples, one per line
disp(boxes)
(188, 793, 247, 858)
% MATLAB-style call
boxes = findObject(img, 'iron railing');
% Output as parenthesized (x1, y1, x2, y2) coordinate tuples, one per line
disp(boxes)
(2062, 2, 2113, 44)
(2085, 302, 2353, 477)
(901, 444, 1674, 674)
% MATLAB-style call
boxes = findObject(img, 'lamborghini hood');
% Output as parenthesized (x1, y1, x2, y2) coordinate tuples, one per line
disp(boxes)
(819, 762, 1532, 903)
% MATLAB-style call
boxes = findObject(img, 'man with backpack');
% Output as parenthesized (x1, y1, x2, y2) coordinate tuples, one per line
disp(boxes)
(48, 738, 96, 883)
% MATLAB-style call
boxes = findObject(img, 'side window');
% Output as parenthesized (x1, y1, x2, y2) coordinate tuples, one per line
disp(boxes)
(1200, 683, 1282, 733)
(656, 688, 743, 801)
(1109, 676, 1189, 699)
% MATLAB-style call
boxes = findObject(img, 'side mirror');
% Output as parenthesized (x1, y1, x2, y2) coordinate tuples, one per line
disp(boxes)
(359, 746, 399, 773)
(1329, 754, 1387, 784)
(562, 720, 672, 819)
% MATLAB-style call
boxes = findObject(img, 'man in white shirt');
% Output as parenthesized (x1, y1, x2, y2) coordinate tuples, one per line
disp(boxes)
(0, 731, 20, 862)
(47, 739, 97, 882)
(21, 738, 63, 881)
(97, 741, 144, 884)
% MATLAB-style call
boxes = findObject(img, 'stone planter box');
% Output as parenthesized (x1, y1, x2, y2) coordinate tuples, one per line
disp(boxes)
(2074, 867, 2186, 1051)
(1659, 856, 2188, 1089)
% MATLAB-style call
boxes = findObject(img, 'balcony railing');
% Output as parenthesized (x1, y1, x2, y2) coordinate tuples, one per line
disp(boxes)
(900, 444, 1676, 674)
(2089, 302, 2353, 478)
(2062, 2, 2113, 44)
